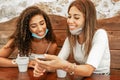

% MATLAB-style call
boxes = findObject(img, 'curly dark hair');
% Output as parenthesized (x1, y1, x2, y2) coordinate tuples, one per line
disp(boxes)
(10, 6, 56, 56)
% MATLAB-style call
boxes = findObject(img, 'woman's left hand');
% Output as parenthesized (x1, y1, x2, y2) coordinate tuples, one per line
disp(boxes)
(35, 54, 67, 71)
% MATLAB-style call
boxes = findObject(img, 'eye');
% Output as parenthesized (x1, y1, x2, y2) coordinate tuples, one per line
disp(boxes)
(74, 16, 80, 20)
(30, 24, 37, 28)
(40, 21, 44, 25)
(67, 15, 71, 19)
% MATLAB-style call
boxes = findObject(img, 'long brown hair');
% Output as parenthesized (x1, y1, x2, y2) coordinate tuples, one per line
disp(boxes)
(9, 6, 56, 56)
(67, 0, 97, 56)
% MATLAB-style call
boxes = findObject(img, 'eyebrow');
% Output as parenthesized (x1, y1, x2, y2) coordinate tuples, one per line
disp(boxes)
(39, 20, 45, 23)
(29, 19, 45, 26)
(68, 13, 81, 16)
(74, 14, 81, 17)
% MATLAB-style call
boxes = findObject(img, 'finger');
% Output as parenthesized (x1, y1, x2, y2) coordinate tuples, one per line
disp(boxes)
(35, 63, 46, 72)
(33, 67, 46, 77)
(33, 67, 45, 74)
(36, 58, 52, 67)
(35, 58, 49, 64)
(30, 65, 35, 68)
(33, 70, 43, 77)
(35, 60, 53, 71)
(34, 74, 41, 77)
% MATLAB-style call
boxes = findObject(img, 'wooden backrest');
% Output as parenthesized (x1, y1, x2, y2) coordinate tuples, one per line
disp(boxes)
(97, 16, 120, 69)
(0, 15, 120, 70)
(48, 15, 67, 47)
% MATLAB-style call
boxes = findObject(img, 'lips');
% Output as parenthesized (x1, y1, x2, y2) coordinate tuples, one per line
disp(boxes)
(37, 32, 45, 36)
(69, 26, 76, 30)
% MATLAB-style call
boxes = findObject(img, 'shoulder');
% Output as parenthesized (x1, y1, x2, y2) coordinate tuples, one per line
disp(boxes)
(94, 29, 108, 38)
(93, 29, 108, 42)
(95, 29, 107, 35)
(64, 37, 69, 43)
(4, 39, 14, 48)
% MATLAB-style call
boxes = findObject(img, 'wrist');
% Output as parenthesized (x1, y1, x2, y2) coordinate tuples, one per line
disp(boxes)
(61, 60, 69, 70)
(69, 63, 76, 75)
(63, 62, 77, 75)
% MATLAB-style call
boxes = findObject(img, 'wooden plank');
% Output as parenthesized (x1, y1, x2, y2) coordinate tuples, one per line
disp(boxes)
(53, 30, 67, 47)
(110, 50, 120, 69)
(109, 38, 120, 50)
(0, 17, 17, 31)
(108, 31, 120, 50)
(0, 38, 8, 45)
(111, 69, 120, 75)
(97, 15, 120, 31)
(0, 31, 14, 38)
(0, 45, 4, 48)
(49, 15, 67, 30)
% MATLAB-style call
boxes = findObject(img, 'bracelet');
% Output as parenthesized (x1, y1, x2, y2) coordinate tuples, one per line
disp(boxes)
(64, 63, 77, 75)
(11, 59, 16, 64)
(69, 63, 76, 75)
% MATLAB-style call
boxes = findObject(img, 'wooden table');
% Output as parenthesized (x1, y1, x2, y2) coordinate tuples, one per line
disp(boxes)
(0, 67, 120, 80)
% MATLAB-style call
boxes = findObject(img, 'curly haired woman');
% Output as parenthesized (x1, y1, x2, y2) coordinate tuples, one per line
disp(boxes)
(0, 6, 57, 68)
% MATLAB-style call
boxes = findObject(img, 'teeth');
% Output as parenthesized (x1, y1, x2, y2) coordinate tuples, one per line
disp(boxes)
(69, 26, 75, 30)
(38, 32, 44, 35)
(69, 26, 75, 28)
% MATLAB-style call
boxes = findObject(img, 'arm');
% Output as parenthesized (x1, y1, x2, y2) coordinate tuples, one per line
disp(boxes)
(61, 61, 95, 76)
(0, 39, 17, 67)
(86, 29, 109, 69)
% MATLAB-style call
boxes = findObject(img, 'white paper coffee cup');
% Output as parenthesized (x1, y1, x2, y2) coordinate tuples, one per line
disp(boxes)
(16, 57, 29, 72)
(57, 69, 67, 78)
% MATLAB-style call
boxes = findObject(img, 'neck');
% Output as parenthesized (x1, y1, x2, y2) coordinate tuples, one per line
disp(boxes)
(32, 37, 46, 42)
(78, 32, 84, 44)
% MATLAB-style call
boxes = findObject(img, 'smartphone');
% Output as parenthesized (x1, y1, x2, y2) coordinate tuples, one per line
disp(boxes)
(37, 58, 48, 61)
(35, 54, 48, 61)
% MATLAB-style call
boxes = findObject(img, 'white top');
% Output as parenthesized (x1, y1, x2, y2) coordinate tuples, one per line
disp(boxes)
(58, 29, 110, 74)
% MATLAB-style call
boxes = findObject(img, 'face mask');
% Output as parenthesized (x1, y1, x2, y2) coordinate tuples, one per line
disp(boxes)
(70, 27, 83, 35)
(32, 29, 48, 39)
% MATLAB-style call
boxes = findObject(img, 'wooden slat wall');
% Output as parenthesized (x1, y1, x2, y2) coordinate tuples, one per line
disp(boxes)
(48, 15, 67, 47)
(97, 16, 120, 70)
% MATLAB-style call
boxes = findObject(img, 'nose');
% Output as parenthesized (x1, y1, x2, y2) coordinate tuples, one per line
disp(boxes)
(37, 25, 43, 32)
(67, 17, 74, 24)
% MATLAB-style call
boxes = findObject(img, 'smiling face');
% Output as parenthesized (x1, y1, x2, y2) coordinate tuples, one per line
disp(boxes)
(29, 14, 47, 37)
(67, 6, 85, 31)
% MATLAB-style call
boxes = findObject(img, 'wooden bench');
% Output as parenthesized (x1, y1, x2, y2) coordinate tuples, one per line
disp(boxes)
(0, 14, 120, 74)
(97, 16, 120, 74)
